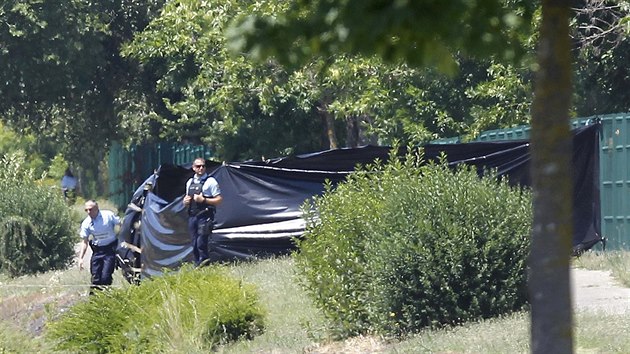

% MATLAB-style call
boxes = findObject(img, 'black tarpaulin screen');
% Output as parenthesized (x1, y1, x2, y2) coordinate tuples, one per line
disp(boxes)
(119, 123, 602, 278)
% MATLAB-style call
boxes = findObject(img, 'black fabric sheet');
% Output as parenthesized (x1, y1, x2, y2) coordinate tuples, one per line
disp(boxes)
(118, 123, 602, 278)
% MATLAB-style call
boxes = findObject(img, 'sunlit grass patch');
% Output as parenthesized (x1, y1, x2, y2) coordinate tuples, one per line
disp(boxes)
(574, 250, 630, 287)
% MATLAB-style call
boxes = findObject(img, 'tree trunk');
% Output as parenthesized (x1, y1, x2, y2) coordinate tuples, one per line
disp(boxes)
(529, 1, 574, 353)
(348, 115, 379, 147)
(317, 100, 338, 149)
(346, 116, 360, 148)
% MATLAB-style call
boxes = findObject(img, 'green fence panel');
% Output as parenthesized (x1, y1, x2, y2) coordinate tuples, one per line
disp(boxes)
(108, 142, 213, 211)
(430, 137, 461, 145)
(598, 113, 630, 249)
(433, 113, 629, 249)
(108, 141, 130, 210)
(476, 126, 531, 141)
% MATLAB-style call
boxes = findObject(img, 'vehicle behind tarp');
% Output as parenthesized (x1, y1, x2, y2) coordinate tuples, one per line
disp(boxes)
(117, 123, 602, 279)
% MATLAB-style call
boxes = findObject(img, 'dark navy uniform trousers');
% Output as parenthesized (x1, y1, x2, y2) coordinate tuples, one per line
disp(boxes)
(90, 242, 117, 291)
(188, 214, 211, 266)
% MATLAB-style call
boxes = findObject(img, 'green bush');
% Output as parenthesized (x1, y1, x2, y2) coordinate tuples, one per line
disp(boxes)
(296, 151, 532, 337)
(0, 152, 75, 277)
(46, 265, 265, 353)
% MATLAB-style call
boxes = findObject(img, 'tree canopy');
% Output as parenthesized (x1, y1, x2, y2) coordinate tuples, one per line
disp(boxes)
(0, 0, 164, 193)
(2, 0, 630, 190)
(228, 0, 535, 73)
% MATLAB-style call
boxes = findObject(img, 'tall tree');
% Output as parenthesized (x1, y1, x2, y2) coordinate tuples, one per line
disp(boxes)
(229, 0, 575, 352)
(529, 1, 574, 352)
(0, 0, 164, 192)
(121, 0, 326, 160)
(465, 61, 534, 138)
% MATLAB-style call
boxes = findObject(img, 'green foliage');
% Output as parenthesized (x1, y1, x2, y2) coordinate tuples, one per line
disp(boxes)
(573, 2, 630, 116)
(296, 151, 532, 337)
(465, 62, 533, 138)
(46, 265, 265, 353)
(122, 0, 326, 159)
(47, 153, 70, 181)
(229, 0, 535, 73)
(0, 152, 75, 277)
(123, 0, 542, 156)
(0, 121, 49, 174)
(0, 0, 166, 189)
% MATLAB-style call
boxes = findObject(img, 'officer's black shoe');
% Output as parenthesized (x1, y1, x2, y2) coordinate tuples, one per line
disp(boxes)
(197, 259, 212, 268)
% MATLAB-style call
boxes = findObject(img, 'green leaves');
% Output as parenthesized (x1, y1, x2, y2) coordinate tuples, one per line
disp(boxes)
(228, 0, 535, 72)
(46, 265, 265, 352)
(0, 152, 75, 277)
(296, 152, 532, 336)
(0, 0, 167, 183)
(465, 62, 533, 138)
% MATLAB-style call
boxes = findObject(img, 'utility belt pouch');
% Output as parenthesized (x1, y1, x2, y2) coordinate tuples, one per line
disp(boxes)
(195, 207, 216, 236)
(90, 241, 117, 252)
(196, 208, 215, 219)
(197, 218, 215, 236)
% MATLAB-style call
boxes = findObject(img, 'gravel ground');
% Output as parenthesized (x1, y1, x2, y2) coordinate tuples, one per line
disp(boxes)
(571, 267, 630, 315)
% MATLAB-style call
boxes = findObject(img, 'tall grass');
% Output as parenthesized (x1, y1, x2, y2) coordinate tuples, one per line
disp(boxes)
(380, 311, 630, 353)
(220, 257, 329, 353)
(0, 265, 127, 298)
(0, 268, 127, 353)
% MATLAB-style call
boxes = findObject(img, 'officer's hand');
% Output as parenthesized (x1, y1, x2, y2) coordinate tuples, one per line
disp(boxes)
(79, 259, 84, 271)
(193, 193, 204, 203)
(183, 195, 192, 206)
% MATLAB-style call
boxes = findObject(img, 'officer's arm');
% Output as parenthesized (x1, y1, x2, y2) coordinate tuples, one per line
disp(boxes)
(204, 194, 223, 206)
(78, 238, 89, 270)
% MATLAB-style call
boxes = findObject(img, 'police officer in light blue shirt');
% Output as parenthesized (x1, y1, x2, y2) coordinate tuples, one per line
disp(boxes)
(183, 157, 222, 266)
(78, 200, 121, 293)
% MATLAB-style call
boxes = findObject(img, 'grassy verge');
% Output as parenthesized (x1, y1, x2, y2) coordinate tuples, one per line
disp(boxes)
(1, 253, 629, 353)
(573, 250, 630, 287)
(219, 255, 630, 353)
(220, 256, 329, 353)
(377, 310, 630, 354)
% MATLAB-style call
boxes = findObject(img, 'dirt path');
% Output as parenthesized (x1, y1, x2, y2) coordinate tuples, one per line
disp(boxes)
(571, 267, 630, 315)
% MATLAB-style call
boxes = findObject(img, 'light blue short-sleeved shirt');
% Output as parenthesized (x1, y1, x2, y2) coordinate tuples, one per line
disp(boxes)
(79, 210, 121, 246)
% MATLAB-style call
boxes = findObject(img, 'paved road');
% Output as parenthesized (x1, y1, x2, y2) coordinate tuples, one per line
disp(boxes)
(572, 267, 630, 315)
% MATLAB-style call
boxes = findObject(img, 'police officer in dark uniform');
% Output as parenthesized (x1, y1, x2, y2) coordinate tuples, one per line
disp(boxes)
(183, 157, 222, 266)
(78, 200, 121, 293)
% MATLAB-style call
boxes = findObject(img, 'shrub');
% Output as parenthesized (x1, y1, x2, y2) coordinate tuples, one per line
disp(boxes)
(46, 265, 265, 353)
(0, 152, 75, 277)
(296, 150, 532, 337)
